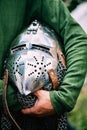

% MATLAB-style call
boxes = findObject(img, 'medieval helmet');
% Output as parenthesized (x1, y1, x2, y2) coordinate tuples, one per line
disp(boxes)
(5, 20, 62, 95)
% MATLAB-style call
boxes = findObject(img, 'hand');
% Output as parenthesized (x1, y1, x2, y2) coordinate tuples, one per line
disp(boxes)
(21, 90, 55, 117)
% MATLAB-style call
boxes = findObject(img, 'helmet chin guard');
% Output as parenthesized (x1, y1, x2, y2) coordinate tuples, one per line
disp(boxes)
(5, 20, 62, 95)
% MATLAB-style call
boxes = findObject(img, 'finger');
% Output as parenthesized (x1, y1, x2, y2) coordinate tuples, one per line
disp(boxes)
(33, 90, 42, 97)
(21, 107, 34, 114)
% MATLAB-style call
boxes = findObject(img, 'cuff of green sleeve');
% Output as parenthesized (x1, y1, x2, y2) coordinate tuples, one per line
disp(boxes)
(50, 90, 64, 115)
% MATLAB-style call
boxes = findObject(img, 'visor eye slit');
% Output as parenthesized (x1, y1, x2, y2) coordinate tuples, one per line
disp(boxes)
(11, 44, 26, 54)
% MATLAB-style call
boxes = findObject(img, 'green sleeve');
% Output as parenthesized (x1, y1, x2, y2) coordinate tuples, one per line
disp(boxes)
(41, 0, 87, 114)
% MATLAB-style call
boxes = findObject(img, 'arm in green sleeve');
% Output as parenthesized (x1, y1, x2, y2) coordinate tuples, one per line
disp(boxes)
(41, 0, 87, 114)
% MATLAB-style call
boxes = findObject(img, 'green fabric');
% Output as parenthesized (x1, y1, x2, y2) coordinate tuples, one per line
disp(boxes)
(0, 0, 87, 115)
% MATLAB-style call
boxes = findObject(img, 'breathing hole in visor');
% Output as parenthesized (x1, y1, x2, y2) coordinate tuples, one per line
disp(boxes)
(26, 55, 52, 82)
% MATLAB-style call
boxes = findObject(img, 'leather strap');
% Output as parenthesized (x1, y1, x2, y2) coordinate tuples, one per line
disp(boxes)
(48, 48, 66, 90)
(2, 69, 22, 130)
(48, 69, 59, 89)
(57, 48, 66, 67)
